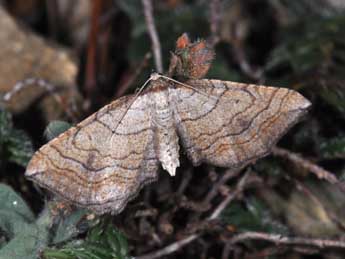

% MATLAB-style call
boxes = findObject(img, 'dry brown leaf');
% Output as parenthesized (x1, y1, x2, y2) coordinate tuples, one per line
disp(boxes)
(0, 6, 80, 121)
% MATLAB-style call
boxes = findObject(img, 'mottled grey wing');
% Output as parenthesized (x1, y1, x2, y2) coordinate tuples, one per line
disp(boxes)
(25, 94, 158, 214)
(171, 79, 310, 168)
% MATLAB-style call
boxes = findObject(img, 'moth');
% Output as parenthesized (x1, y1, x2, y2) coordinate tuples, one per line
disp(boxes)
(25, 34, 311, 214)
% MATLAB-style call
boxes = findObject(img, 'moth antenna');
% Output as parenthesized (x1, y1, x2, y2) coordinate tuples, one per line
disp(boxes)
(110, 74, 155, 146)
(2, 78, 77, 121)
(157, 74, 217, 100)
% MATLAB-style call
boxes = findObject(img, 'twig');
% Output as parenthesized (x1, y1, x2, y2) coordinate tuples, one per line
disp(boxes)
(198, 239, 210, 259)
(293, 179, 345, 231)
(292, 246, 319, 255)
(221, 241, 233, 259)
(85, 0, 102, 99)
(136, 171, 254, 259)
(228, 18, 264, 82)
(136, 234, 199, 259)
(272, 146, 339, 184)
(187, 168, 242, 224)
(141, 0, 163, 73)
(203, 168, 242, 204)
(134, 208, 158, 218)
(45, 0, 59, 40)
(243, 247, 285, 259)
(177, 167, 193, 195)
(232, 41, 263, 82)
(114, 52, 152, 98)
(209, 171, 251, 220)
(179, 196, 210, 212)
(2, 78, 78, 122)
(229, 231, 345, 249)
(209, 0, 221, 46)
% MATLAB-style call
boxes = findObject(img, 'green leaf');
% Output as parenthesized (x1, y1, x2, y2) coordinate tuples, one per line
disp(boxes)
(0, 109, 33, 167)
(318, 81, 345, 116)
(319, 136, 345, 159)
(208, 54, 244, 81)
(0, 185, 52, 259)
(44, 120, 72, 141)
(120, 0, 210, 66)
(0, 226, 40, 259)
(221, 197, 289, 234)
(0, 183, 35, 237)
(44, 221, 131, 259)
(6, 130, 34, 166)
(105, 227, 129, 259)
(52, 209, 90, 245)
(265, 15, 345, 116)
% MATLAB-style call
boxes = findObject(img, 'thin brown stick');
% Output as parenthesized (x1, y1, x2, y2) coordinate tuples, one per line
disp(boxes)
(114, 52, 152, 98)
(209, 171, 251, 219)
(229, 231, 345, 249)
(141, 0, 163, 73)
(272, 146, 338, 184)
(45, 0, 59, 40)
(209, 0, 221, 46)
(221, 241, 234, 259)
(188, 168, 242, 224)
(293, 179, 345, 231)
(136, 171, 254, 259)
(232, 41, 263, 82)
(228, 19, 264, 82)
(3, 78, 78, 122)
(177, 167, 193, 195)
(136, 234, 199, 259)
(244, 247, 285, 259)
(203, 168, 242, 204)
(85, 0, 102, 99)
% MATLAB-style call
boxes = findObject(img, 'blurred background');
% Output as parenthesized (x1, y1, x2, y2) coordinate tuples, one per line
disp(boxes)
(0, 0, 345, 258)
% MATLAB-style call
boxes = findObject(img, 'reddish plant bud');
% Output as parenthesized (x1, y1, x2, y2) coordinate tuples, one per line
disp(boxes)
(170, 33, 215, 79)
(176, 33, 191, 49)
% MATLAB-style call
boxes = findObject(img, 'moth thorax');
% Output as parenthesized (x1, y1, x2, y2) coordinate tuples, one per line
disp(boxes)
(153, 90, 174, 127)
